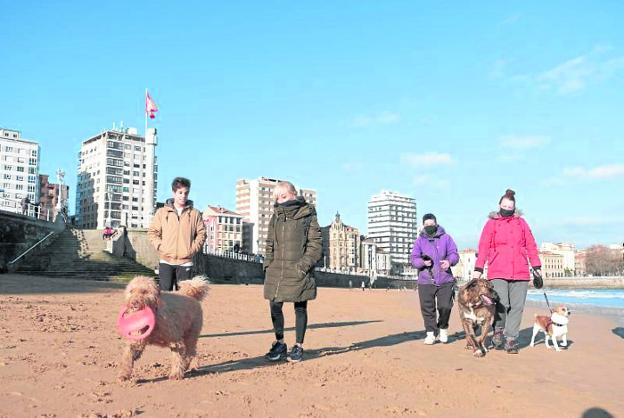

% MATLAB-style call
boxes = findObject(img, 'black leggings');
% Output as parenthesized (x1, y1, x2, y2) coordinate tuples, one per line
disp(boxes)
(270, 301, 308, 344)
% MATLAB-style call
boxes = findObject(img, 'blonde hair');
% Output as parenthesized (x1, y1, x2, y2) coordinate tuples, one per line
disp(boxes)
(273, 181, 297, 200)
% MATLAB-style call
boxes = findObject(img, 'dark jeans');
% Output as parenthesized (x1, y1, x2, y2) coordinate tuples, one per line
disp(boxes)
(158, 263, 192, 291)
(418, 282, 455, 333)
(270, 301, 308, 344)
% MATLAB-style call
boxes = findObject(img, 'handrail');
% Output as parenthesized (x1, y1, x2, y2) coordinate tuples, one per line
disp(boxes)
(0, 196, 54, 221)
(8, 231, 56, 265)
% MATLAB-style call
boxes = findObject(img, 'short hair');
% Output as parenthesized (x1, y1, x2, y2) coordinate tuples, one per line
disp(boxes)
(422, 213, 437, 224)
(171, 177, 191, 191)
(273, 181, 297, 199)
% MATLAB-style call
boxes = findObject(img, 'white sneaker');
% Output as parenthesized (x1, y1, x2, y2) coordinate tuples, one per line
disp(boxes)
(424, 332, 436, 345)
(439, 329, 448, 344)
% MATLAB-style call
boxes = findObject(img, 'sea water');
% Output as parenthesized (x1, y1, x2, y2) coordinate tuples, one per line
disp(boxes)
(527, 288, 624, 310)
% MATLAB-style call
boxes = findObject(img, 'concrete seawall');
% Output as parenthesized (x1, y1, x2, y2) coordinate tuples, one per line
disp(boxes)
(0, 211, 65, 272)
(108, 229, 624, 289)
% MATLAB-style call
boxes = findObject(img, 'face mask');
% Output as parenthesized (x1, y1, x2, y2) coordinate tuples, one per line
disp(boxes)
(500, 208, 515, 217)
(424, 225, 437, 235)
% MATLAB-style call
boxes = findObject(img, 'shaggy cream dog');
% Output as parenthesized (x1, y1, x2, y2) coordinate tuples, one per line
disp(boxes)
(118, 275, 209, 382)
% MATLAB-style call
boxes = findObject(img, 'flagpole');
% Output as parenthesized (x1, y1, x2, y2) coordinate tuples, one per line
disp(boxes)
(145, 88, 148, 137)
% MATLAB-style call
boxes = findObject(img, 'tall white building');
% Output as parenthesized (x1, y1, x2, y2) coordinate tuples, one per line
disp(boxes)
(236, 177, 317, 255)
(75, 126, 157, 229)
(0, 128, 40, 211)
(367, 191, 417, 266)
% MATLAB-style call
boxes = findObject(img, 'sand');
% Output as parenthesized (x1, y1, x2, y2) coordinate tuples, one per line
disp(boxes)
(0, 274, 622, 418)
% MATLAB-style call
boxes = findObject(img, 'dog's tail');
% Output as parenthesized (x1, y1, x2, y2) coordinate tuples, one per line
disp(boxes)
(178, 276, 210, 301)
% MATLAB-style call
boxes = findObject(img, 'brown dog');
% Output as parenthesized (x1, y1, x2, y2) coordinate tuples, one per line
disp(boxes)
(457, 278, 499, 357)
(530, 306, 571, 351)
(118, 275, 209, 382)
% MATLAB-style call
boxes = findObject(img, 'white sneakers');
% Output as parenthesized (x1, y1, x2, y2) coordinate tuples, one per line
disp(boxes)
(424, 329, 449, 345)
(424, 332, 436, 345)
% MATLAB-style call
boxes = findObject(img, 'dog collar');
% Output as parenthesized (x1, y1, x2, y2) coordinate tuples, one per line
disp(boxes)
(551, 321, 566, 327)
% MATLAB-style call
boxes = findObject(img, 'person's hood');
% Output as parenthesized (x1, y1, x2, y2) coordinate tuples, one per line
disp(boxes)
(419, 225, 447, 239)
(274, 196, 316, 219)
(164, 198, 194, 210)
(488, 209, 523, 219)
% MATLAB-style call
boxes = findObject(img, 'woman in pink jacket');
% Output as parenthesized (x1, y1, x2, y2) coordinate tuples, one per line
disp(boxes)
(473, 189, 541, 354)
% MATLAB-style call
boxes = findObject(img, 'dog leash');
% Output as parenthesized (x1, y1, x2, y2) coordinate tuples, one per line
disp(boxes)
(542, 291, 553, 314)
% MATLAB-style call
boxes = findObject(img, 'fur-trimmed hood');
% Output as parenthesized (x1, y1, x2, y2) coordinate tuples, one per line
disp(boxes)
(488, 209, 523, 219)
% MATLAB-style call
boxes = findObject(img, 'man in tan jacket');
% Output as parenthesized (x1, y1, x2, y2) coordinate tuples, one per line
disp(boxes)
(148, 177, 206, 290)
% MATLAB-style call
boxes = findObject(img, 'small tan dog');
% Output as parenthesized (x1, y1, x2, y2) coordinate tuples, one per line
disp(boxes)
(529, 305, 571, 352)
(118, 275, 209, 382)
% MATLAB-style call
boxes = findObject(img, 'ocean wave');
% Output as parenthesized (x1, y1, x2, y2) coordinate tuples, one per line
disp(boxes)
(528, 289, 624, 300)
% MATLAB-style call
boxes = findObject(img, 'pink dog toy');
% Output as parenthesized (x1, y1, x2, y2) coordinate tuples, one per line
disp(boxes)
(117, 305, 156, 341)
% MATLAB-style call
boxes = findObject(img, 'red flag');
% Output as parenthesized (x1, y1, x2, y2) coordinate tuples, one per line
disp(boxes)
(145, 91, 158, 119)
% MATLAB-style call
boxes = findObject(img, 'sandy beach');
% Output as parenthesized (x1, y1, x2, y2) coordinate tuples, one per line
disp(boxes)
(1, 274, 623, 418)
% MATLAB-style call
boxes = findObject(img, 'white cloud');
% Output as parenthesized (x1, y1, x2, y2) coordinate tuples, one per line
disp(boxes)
(504, 46, 624, 95)
(536, 55, 594, 94)
(401, 152, 454, 167)
(499, 135, 551, 150)
(351, 111, 401, 127)
(564, 164, 624, 179)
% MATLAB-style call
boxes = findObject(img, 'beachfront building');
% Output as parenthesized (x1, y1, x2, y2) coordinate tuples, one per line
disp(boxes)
(452, 249, 478, 282)
(202, 206, 243, 253)
(360, 237, 392, 275)
(541, 242, 576, 276)
(574, 250, 587, 276)
(38, 172, 69, 221)
(539, 251, 565, 278)
(235, 177, 316, 255)
(75, 126, 158, 229)
(0, 128, 40, 212)
(367, 190, 417, 266)
(321, 212, 360, 271)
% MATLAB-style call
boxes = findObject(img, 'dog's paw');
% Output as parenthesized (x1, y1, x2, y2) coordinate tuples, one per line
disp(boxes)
(473, 349, 485, 358)
(560, 342, 568, 347)
(529, 342, 534, 347)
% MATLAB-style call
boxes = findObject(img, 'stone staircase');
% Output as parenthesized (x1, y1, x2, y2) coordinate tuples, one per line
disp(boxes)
(16, 227, 154, 279)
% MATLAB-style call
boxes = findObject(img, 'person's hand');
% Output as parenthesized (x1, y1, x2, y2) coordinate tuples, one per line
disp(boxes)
(532, 268, 544, 289)
(423, 259, 433, 267)
(440, 260, 450, 270)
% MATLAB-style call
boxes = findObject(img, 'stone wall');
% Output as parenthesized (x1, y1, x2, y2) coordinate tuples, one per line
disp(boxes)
(0, 211, 65, 272)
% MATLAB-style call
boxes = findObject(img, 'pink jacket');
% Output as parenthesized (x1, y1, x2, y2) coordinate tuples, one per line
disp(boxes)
(474, 211, 541, 281)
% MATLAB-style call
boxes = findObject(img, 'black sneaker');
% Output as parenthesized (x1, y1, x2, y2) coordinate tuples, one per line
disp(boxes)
(491, 328, 504, 350)
(505, 338, 519, 354)
(287, 345, 304, 363)
(265, 341, 287, 361)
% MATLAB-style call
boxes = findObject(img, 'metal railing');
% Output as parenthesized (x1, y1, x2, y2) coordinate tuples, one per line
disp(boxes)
(7, 231, 56, 266)
(203, 248, 264, 263)
(0, 196, 55, 222)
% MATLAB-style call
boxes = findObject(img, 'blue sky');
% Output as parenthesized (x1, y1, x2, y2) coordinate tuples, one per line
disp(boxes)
(2, 1, 623, 249)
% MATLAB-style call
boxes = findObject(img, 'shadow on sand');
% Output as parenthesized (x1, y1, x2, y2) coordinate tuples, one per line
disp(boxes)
(137, 329, 426, 383)
(199, 320, 383, 339)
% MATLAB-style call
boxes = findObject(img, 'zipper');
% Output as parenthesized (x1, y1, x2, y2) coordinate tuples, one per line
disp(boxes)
(274, 212, 286, 299)
(432, 238, 440, 285)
